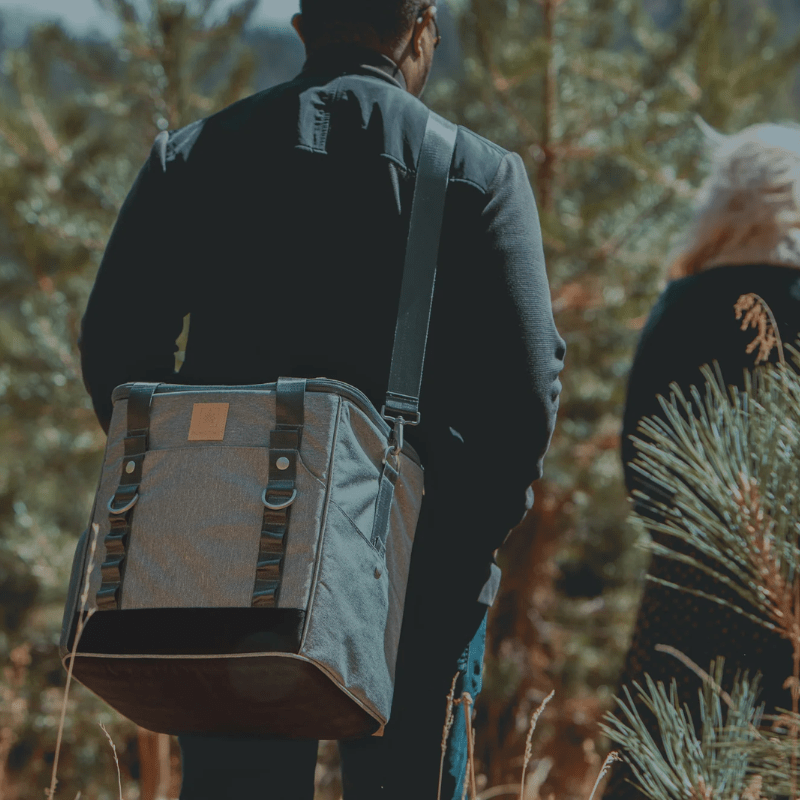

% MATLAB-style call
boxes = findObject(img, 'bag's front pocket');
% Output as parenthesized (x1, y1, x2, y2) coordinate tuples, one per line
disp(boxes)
(119, 446, 269, 609)
(112, 446, 324, 612)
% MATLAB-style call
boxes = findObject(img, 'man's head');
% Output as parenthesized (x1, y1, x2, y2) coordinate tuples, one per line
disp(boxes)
(292, 1, 441, 98)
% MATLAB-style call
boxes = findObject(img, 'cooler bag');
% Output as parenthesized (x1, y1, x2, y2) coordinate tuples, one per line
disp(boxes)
(60, 112, 457, 739)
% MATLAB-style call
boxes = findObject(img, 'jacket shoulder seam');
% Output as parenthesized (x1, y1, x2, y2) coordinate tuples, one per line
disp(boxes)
(458, 126, 509, 159)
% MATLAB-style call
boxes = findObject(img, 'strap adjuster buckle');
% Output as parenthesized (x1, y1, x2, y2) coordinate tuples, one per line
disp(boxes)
(380, 405, 421, 426)
(382, 414, 409, 468)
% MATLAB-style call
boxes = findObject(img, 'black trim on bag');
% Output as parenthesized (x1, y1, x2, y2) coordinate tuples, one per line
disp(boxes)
(67, 608, 305, 656)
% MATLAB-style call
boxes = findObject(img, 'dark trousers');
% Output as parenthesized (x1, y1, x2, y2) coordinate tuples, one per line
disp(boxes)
(177, 499, 495, 799)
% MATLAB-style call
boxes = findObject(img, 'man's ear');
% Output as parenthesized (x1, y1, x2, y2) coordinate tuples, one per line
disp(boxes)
(291, 13, 306, 44)
(412, 7, 433, 58)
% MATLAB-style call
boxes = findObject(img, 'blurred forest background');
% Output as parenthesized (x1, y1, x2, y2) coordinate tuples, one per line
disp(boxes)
(2, 0, 800, 798)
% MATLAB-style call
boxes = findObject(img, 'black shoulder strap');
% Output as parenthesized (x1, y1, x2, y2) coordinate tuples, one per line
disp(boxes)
(383, 111, 458, 424)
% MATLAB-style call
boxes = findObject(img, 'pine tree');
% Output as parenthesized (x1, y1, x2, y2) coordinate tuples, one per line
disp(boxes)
(0, 2, 260, 795)
(419, 0, 800, 793)
(5, 0, 800, 796)
(601, 325, 800, 800)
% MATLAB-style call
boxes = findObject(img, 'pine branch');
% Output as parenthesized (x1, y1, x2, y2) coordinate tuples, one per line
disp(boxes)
(602, 664, 767, 800)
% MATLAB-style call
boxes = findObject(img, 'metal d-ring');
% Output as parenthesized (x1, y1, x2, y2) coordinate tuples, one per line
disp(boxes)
(261, 488, 297, 510)
(108, 492, 139, 515)
(382, 445, 400, 470)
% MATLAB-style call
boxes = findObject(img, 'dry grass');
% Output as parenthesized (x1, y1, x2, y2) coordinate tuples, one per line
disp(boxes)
(519, 690, 555, 799)
(98, 723, 123, 800)
(435, 684, 618, 800)
(47, 523, 99, 800)
(38, 526, 621, 800)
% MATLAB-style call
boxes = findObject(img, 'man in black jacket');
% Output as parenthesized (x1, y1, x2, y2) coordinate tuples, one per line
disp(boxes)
(79, 1, 566, 797)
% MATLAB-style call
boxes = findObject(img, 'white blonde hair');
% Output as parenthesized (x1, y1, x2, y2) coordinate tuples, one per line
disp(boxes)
(668, 120, 800, 279)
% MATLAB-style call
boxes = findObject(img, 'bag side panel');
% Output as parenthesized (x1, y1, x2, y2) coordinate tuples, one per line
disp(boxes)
(327, 401, 385, 540)
(300, 501, 391, 723)
(383, 454, 423, 684)
(301, 399, 424, 721)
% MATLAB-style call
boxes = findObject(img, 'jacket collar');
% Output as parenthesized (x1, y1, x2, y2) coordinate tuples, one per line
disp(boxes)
(299, 44, 407, 92)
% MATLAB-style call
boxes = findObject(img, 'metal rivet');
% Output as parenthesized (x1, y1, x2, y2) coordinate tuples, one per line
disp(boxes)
(125, 460, 136, 474)
(276, 457, 290, 471)
(374, 567, 382, 579)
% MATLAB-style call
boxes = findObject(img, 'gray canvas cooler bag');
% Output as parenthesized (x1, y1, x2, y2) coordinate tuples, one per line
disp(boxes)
(60, 112, 457, 739)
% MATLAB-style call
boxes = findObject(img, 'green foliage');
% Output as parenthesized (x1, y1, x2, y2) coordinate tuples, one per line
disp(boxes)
(601, 660, 767, 800)
(419, 0, 800, 790)
(598, 319, 800, 798)
(3, 0, 800, 795)
(729, 707, 800, 799)
(0, 1, 262, 796)
(630, 357, 800, 633)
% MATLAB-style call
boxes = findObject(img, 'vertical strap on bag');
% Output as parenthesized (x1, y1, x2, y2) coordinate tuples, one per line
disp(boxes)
(253, 377, 306, 608)
(97, 383, 158, 611)
(383, 112, 458, 427)
(370, 456, 399, 556)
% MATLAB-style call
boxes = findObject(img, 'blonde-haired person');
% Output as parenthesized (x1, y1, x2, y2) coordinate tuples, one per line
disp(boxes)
(669, 120, 800, 278)
(604, 121, 800, 800)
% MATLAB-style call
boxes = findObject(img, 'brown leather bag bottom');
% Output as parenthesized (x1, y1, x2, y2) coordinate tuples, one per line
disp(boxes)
(68, 654, 380, 739)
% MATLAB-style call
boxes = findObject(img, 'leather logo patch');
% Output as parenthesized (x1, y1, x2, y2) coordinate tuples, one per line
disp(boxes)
(188, 403, 229, 441)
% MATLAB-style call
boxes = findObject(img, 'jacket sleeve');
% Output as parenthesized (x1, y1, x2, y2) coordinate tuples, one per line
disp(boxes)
(433, 150, 565, 541)
(78, 131, 190, 434)
(478, 151, 565, 485)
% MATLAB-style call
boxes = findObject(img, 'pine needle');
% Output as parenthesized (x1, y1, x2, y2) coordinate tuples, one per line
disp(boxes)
(600, 667, 766, 800)
(629, 360, 800, 637)
(654, 646, 736, 711)
(611, 313, 800, 798)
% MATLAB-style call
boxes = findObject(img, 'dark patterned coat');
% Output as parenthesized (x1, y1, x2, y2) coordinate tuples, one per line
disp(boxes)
(604, 262, 800, 799)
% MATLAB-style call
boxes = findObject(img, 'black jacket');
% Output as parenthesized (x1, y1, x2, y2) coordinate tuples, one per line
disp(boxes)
(621, 263, 800, 493)
(79, 44, 565, 554)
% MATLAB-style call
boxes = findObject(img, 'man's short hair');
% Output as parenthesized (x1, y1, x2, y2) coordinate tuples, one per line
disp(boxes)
(300, 0, 423, 49)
